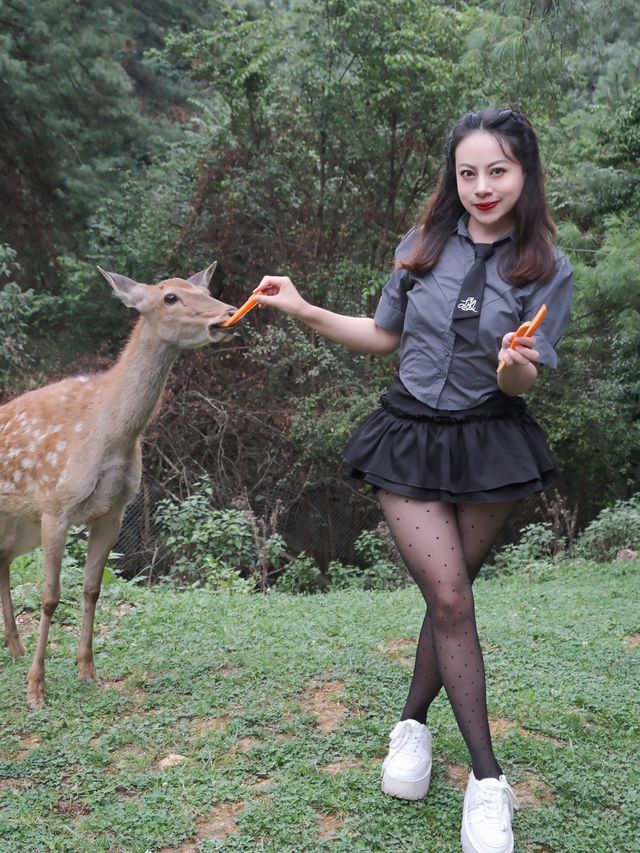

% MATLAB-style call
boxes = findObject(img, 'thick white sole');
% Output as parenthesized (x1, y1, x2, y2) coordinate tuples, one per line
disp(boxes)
(461, 822, 513, 853)
(381, 768, 431, 800)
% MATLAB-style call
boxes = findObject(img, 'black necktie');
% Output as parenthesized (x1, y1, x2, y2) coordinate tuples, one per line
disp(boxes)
(450, 242, 497, 344)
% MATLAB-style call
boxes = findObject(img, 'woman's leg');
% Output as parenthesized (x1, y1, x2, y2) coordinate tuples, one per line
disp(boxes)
(379, 492, 511, 780)
(397, 501, 514, 726)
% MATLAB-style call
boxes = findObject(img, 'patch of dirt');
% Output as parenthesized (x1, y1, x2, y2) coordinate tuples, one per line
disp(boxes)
(217, 664, 244, 677)
(157, 753, 187, 770)
(111, 602, 135, 618)
(624, 632, 640, 649)
(56, 800, 92, 817)
(322, 757, 362, 776)
(191, 715, 231, 734)
(158, 801, 245, 852)
(300, 680, 347, 733)
(318, 812, 344, 841)
(445, 762, 468, 792)
(100, 677, 130, 693)
(235, 736, 259, 753)
(16, 612, 38, 633)
(489, 717, 520, 737)
(513, 778, 555, 808)
(377, 637, 415, 667)
(13, 734, 40, 760)
(251, 775, 272, 790)
(0, 777, 31, 790)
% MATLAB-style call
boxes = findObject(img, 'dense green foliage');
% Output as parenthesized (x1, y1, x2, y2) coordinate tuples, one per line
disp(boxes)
(1, 0, 639, 561)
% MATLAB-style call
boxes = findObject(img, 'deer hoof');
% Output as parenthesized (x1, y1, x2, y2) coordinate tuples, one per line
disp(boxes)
(5, 634, 25, 657)
(78, 662, 97, 683)
(26, 683, 45, 711)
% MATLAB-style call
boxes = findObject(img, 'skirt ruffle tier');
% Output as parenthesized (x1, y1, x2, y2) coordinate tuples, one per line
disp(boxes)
(342, 375, 558, 503)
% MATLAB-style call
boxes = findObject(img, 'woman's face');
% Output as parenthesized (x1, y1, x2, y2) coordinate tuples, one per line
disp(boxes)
(454, 130, 525, 241)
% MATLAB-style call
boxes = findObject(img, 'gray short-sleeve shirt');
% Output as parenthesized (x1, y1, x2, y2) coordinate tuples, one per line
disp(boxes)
(374, 216, 573, 409)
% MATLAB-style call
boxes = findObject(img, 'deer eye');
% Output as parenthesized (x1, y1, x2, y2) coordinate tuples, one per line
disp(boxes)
(164, 293, 178, 305)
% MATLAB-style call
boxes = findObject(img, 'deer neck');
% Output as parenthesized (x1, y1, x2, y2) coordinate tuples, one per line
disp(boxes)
(102, 319, 179, 441)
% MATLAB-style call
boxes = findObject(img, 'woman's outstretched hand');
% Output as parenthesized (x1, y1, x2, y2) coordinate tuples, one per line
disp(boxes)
(253, 275, 309, 319)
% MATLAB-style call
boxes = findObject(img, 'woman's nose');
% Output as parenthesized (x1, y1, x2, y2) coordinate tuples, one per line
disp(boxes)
(475, 175, 490, 195)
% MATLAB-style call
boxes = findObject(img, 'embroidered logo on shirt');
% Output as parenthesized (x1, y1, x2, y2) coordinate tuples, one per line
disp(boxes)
(457, 296, 478, 313)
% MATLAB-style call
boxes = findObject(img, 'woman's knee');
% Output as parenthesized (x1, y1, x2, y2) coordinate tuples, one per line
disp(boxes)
(428, 583, 475, 626)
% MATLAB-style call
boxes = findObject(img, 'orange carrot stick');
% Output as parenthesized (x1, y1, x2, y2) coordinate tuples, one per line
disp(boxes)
(220, 293, 260, 327)
(497, 303, 547, 372)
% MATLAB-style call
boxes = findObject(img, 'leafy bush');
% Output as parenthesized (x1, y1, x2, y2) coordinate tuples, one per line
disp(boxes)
(574, 493, 640, 561)
(154, 480, 286, 591)
(274, 552, 321, 594)
(327, 527, 404, 591)
(490, 522, 558, 578)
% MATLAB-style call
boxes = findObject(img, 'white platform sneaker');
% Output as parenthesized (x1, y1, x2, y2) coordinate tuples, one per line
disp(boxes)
(381, 719, 432, 800)
(461, 771, 519, 853)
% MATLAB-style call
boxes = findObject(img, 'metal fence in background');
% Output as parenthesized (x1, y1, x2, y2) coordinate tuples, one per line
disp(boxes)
(113, 478, 544, 581)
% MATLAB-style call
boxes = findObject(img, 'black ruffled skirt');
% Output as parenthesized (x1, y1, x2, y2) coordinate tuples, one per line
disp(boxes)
(342, 375, 559, 503)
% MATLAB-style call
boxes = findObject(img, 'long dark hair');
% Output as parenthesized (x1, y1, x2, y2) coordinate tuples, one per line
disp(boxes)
(400, 108, 557, 285)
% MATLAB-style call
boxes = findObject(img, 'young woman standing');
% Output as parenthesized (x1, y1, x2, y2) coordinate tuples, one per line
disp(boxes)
(253, 108, 573, 853)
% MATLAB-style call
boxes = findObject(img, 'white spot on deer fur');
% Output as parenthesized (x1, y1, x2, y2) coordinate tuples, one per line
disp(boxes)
(21, 458, 35, 469)
(74, 422, 84, 432)
(27, 443, 36, 453)
(46, 452, 59, 467)
(13, 470, 22, 483)
(56, 441, 67, 452)
(42, 474, 50, 483)
(51, 424, 63, 433)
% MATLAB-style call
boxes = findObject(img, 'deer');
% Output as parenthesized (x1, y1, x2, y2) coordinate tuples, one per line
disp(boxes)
(0, 263, 236, 708)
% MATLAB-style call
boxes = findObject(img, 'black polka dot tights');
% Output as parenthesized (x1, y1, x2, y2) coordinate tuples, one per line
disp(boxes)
(379, 492, 514, 781)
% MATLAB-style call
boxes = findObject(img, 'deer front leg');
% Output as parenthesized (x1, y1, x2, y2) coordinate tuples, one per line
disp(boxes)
(0, 552, 25, 657)
(76, 508, 124, 683)
(26, 515, 69, 710)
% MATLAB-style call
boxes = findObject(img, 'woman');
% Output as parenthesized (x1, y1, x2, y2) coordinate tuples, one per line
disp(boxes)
(254, 107, 573, 853)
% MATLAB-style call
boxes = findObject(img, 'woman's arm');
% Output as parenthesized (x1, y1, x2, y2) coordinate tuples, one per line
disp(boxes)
(496, 331, 539, 395)
(254, 275, 401, 355)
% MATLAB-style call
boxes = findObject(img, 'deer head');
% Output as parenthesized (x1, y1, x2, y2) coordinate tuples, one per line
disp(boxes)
(97, 262, 236, 348)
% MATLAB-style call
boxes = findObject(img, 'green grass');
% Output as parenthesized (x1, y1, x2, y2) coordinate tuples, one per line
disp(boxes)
(1, 558, 638, 852)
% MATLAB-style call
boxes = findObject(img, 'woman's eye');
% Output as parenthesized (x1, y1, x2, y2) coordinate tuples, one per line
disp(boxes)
(164, 293, 178, 305)
(491, 167, 506, 176)
(460, 170, 474, 178)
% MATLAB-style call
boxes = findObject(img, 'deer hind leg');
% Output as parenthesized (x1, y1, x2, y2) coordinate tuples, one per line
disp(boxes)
(76, 507, 124, 683)
(26, 514, 69, 710)
(0, 550, 24, 657)
(0, 516, 40, 658)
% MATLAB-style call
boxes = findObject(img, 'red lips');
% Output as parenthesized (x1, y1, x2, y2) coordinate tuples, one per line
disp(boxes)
(474, 201, 499, 211)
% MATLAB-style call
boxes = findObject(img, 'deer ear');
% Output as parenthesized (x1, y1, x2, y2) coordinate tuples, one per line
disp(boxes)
(187, 261, 221, 293)
(97, 267, 150, 310)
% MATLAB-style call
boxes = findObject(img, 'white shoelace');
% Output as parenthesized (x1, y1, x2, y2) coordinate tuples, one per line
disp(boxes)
(474, 781, 519, 832)
(389, 722, 425, 756)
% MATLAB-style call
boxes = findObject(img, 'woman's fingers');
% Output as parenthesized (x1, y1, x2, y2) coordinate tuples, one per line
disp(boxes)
(499, 335, 539, 366)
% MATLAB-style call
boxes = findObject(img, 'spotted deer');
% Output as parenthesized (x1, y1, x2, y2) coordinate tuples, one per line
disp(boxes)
(0, 264, 236, 708)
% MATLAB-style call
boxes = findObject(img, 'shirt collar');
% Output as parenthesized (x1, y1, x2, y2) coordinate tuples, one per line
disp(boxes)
(454, 213, 514, 244)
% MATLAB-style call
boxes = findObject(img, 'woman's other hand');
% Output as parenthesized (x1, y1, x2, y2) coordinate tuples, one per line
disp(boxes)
(498, 331, 539, 369)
